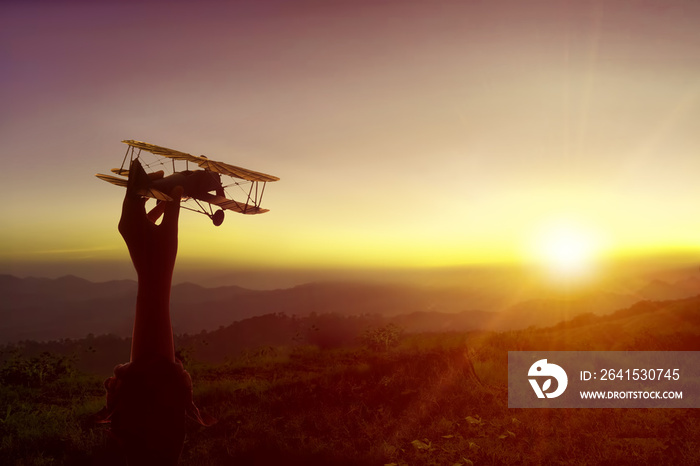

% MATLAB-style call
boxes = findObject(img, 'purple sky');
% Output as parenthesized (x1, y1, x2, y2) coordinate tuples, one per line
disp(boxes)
(2, 0, 700, 287)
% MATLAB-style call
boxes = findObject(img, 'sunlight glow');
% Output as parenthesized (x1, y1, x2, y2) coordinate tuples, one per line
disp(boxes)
(527, 219, 606, 283)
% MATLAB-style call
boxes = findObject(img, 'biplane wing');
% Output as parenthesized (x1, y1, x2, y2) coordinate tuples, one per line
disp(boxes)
(195, 192, 269, 215)
(95, 173, 172, 201)
(96, 173, 128, 187)
(122, 140, 280, 183)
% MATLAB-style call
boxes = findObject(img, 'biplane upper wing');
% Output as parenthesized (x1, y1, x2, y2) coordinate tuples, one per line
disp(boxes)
(122, 140, 201, 163)
(195, 158, 280, 183)
(95, 173, 172, 201)
(122, 140, 280, 183)
(195, 192, 269, 215)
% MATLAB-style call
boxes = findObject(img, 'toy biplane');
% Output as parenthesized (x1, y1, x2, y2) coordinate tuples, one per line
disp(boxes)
(96, 140, 279, 226)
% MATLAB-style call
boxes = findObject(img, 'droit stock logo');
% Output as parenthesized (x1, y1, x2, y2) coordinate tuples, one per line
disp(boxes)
(528, 359, 568, 399)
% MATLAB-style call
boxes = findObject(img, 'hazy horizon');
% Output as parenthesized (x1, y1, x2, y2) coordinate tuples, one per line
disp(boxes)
(3, 250, 700, 292)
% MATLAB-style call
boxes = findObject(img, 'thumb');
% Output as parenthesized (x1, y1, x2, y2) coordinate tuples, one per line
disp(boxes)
(161, 185, 184, 230)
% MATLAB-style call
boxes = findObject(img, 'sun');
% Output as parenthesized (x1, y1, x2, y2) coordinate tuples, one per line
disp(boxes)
(527, 219, 605, 283)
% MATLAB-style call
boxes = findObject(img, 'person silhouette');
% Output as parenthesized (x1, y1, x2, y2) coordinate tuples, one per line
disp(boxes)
(96, 159, 214, 465)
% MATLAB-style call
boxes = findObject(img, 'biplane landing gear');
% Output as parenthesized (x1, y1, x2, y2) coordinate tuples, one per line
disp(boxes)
(211, 209, 225, 226)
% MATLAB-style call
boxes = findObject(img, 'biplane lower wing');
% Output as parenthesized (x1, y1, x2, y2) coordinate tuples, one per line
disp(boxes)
(95, 173, 172, 201)
(195, 192, 269, 215)
(96, 173, 127, 188)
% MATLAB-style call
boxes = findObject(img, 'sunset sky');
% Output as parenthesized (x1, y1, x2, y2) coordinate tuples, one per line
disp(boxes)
(2, 0, 700, 288)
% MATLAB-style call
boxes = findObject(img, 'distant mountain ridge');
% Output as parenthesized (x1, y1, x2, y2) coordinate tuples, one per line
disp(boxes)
(636, 277, 700, 301)
(1, 275, 485, 343)
(1, 273, 699, 343)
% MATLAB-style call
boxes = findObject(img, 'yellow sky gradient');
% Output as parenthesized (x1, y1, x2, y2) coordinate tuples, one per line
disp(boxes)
(2, 1, 700, 287)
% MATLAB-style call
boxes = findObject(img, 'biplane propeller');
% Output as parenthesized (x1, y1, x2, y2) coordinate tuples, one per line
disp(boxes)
(96, 140, 279, 226)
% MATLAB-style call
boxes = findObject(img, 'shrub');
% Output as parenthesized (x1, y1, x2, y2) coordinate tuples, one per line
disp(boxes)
(361, 323, 404, 352)
(0, 351, 75, 388)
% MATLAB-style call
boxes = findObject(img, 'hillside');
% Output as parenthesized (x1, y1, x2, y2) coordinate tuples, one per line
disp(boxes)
(536, 296, 700, 351)
(4, 292, 699, 377)
(1, 293, 698, 465)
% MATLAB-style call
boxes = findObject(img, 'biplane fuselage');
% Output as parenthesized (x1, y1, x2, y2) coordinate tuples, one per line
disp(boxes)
(152, 170, 224, 199)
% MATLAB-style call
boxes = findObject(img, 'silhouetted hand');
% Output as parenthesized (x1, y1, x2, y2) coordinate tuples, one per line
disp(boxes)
(118, 159, 183, 285)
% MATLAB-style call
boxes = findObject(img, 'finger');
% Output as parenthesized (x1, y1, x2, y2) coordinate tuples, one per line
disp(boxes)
(121, 187, 147, 220)
(120, 160, 150, 237)
(126, 159, 142, 196)
(126, 159, 153, 198)
(146, 200, 167, 224)
(119, 194, 148, 239)
(160, 185, 184, 231)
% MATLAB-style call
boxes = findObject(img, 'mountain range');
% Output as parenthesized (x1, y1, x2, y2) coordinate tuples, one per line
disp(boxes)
(1, 273, 700, 343)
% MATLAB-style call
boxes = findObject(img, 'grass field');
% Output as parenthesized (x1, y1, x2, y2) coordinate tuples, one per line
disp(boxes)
(2, 301, 699, 465)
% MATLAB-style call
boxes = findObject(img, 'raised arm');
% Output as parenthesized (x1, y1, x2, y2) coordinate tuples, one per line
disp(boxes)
(118, 159, 183, 364)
